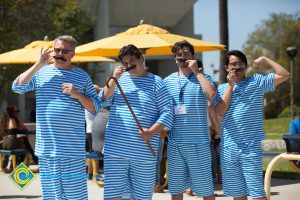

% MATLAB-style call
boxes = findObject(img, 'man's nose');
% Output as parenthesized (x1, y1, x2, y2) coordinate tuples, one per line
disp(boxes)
(55, 49, 63, 55)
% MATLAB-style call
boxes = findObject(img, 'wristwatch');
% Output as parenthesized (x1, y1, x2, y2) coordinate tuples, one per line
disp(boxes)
(195, 68, 203, 75)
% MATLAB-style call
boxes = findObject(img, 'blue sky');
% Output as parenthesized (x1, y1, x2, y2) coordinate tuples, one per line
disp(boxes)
(194, 0, 300, 80)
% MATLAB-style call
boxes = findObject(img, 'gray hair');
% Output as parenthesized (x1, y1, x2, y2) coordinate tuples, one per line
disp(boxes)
(54, 35, 77, 50)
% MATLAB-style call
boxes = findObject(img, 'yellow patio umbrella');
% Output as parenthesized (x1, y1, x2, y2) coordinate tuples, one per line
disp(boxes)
(0, 40, 115, 64)
(76, 24, 226, 56)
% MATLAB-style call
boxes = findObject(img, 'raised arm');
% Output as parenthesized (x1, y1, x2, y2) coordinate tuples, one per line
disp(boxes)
(103, 66, 124, 100)
(215, 71, 236, 118)
(195, 72, 216, 100)
(17, 48, 53, 84)
(188, 60, 216, 100)
(253, 56, 290, 87)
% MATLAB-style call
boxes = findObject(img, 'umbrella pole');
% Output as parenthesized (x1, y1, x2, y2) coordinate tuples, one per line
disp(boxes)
(106, 77, 156, 156)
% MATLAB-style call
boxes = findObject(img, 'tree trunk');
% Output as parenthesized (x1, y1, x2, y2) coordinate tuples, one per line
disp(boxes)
(219, 0, 229, 83)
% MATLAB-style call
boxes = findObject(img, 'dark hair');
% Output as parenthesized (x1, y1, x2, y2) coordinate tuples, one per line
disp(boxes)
(196, 59, 203, 68)
(225, 50, 248, 66)
(171, 40, 195, 56)
(7, 106, 19, 118)
(0, 113, 8, 133)
(118, 44, 143, 61)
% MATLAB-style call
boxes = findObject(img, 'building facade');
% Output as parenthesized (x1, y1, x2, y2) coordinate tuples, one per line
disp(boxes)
(16, 0, 201, 122)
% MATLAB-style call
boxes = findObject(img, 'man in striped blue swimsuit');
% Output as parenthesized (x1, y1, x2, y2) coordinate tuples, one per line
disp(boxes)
(215, 50, 290, 200)
(100, 44, 173, 200)
(12, 35, 101, 200)
(164, 41, 218, 200)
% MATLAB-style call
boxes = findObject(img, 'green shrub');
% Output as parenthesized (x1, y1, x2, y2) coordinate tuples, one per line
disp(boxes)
(277, 105, 300, 118)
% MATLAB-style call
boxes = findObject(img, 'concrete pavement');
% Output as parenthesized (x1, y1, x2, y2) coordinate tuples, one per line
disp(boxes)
(0, 165, 299, 200)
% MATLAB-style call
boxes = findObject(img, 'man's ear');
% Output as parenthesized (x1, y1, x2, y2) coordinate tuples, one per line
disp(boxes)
(141, 55, 145, 66)
(174, 56, 178, 63)
(141, 55, 145, 63)
(224, 65, 229, 72)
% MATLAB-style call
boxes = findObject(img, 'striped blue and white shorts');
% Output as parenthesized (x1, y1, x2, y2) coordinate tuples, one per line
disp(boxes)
(39, 156, 87, 200)
(104, 156, 156, 200)
(167, 142, 214, 196)
(221, 140, 265, 198)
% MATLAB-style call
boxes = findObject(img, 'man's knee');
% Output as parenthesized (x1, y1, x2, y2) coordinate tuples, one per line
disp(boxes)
(172, 193, 183, 200)
(233, 195, 247, 200)
(203, 194, 215, 200)
(105, 197, 122, 200)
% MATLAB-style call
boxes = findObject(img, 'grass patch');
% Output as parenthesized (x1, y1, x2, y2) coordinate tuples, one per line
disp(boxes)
(264, 117, 290, 139)
(264, 117, 290, 134)
(263, 171, 300, 180)
(264, 149, 286, 153)
(263, 159, 293, 172)
(265, 134, 284, 140)
(263, 155, 300, 180)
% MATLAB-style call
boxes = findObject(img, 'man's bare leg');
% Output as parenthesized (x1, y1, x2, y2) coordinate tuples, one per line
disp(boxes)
(253, 197, 267, 200)
(233, 195, 247, 200)
(107, 197, 122, 200)
(184, 189, 193, 196)
(203, 194, 215, 200)
(172, 193, 183, 200)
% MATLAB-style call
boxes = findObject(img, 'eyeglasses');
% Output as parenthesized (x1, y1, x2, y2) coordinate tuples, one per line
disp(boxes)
(229, 61, 245, 67)
(121, 58, 139, 68)
(175, 52, 192, 58)
(54, 48, 73, 54)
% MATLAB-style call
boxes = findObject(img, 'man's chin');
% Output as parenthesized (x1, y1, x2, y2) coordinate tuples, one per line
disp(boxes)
(54, 60, 65, 67)
(236, 76, 246, 82)
(179, 65, 188, 68)
(128, 70, 135, 75)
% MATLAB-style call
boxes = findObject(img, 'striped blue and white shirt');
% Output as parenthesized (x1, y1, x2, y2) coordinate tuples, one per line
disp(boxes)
(218, 73, 275, 144)
(12, 64, 101, 158)
(100, 72, 173, 161)
(164, 72, 219, 144)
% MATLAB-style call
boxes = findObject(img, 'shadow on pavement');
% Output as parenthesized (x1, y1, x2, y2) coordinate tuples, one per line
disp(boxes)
(0, 195, 42, 199)
(270, 178, 300, 187)
(270, 192, 280, 196)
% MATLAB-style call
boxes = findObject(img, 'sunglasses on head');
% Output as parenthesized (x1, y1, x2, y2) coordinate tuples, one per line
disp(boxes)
(54, 48, 73, 54)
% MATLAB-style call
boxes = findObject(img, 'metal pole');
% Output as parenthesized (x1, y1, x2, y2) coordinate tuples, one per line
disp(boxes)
(290, 58, 294, 119)
(286, 46, 297, 119)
